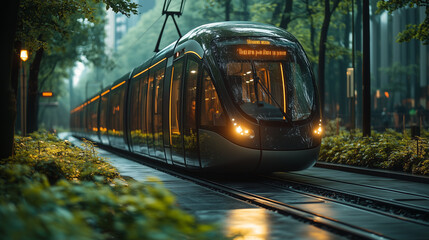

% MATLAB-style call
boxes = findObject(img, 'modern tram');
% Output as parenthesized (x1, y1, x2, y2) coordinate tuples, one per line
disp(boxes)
(70, 21, 322, 173)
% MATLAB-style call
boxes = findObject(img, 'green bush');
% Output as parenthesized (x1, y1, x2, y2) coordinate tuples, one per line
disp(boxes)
(0, 131, 225, 239)
(320, 127, 429, 175)
(4, 131, 121, 184)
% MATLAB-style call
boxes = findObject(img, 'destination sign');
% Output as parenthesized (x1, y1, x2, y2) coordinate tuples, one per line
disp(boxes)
(237, 48, 287, 58)
(246, 39, 271, 45)
(218, 41, 289, 61)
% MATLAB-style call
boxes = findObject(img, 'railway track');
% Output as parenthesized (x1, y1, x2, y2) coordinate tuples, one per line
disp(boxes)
(100, 147, 428, 239)
(262, 173, 429, 223)
(64, 135, 429, 239)
(205, 175, 429, 240)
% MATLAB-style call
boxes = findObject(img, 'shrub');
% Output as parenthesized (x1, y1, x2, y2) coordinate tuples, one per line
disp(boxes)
(0, 131, 225, 239)
(320, 127, 429, 176)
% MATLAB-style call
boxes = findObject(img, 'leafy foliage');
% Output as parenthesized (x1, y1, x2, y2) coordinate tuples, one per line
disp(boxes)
(0, 131, 225, 239)
(5, 131, 120, 184)
(377, 0, 429, 44)
(17, 0, 138, 53)
(320, 127, 429, 175)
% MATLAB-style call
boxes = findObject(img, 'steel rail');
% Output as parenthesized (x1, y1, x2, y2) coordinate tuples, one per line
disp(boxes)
(259, 175, 429, 227)
(90, 143, 388, 240)
(289, 172, 429, 202)
(263, 173, 429, 218)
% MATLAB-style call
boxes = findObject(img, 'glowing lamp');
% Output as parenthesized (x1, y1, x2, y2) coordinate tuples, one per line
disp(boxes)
(41, 91, 53, 97)
(314, 121, 323, 136)
(232, 118, 255, 139)
(20, 50, 29, 62)
(235, 126, 243, 134)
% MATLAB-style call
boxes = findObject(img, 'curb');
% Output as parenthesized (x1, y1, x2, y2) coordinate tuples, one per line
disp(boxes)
(315, 162, 429, 184)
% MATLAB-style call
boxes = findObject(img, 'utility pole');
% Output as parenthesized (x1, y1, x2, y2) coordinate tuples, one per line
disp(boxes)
(362, 0, 371, 136)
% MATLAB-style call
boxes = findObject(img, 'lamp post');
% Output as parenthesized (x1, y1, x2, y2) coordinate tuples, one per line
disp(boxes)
(20, 49, 29, 136)
(347, 68, 355, 129)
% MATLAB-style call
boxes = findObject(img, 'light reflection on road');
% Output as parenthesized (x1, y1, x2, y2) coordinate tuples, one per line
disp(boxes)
(226, 209, 269, 240)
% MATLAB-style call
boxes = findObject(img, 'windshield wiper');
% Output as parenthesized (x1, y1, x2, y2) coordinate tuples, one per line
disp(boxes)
(254, 76, 290, 122)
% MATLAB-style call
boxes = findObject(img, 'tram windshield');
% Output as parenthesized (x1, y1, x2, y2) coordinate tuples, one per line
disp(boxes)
(214, 37, 315, 122)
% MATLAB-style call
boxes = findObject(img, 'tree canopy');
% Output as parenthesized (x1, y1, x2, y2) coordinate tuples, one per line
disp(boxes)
(16, 0, 138, 53)
(15, 0, 138, 133)
(377, 0, 429, 44)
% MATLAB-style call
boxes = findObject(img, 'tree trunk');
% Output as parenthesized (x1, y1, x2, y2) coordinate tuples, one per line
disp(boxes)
(240, 0, 249, 21)
(0, 1, 20, 160)
(271, 0, 282, 24)
(27, 46, 44, 134)
(305, 2, 317, 58)
(318, 0, 340, 116)
(340, 10, 351, 121)
(225, 0, 232, 21)
(355, 1, 363, 128)
(279, 0, 293, 30)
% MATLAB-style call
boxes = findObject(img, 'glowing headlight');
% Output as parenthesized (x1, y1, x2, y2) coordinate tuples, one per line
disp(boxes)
(235, 126, 243, 134)
(314, 120, 323, 135)
(232, 119, 255, 139)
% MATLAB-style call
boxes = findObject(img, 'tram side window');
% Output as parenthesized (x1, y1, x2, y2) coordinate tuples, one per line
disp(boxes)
(129, 78, 141, 147)
(89, 101, 98, 132)
(153, 65, 165, 156)
(99, 93, 108, 134)
(201, 69, 226, 127)
(170, 59, 184, 139)
(184, 59, 198, 132)
(110, 89, 124, 135)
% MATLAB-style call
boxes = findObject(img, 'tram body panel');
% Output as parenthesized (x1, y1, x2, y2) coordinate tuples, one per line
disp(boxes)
(258, 147, 319, 172)
(199, 129, 260, 172)
(71, 21, 322, 173)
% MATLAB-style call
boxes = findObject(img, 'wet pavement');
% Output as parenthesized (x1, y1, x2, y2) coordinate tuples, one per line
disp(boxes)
(276, 168, 429, 210)
(63, 134, 344, 239)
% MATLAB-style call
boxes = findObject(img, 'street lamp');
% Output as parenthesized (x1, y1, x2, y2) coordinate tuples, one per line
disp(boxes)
(20, 50, 29, 62)
(347, 68, 355, 129)
(20, 49, 29, 135)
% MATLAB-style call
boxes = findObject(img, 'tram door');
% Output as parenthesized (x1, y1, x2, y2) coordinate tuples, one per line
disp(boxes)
(183, 56, 200, 167)
(170, 58, 185, 166)
(169, 55, 201, 167)
(148, 62, 167, 159)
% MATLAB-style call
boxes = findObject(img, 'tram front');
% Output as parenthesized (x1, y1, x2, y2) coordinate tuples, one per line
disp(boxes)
(214, 36, 322, 172)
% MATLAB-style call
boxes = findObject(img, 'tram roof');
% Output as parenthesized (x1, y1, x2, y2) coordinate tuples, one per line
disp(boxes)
(178, 21, 298, 46)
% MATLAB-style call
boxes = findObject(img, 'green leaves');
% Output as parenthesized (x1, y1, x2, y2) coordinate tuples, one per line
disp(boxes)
(0, 131, 225, 239)
(320, 126, 429, 175)
(376, 0, 429, 44)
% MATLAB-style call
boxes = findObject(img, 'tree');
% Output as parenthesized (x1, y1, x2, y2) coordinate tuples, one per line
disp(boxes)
(15, 0, 138, 134)
(377, 0, 429, 44)
(0, 0, 138, 160)
(318, 0, 340, 115)
(0, 1, 21, 160)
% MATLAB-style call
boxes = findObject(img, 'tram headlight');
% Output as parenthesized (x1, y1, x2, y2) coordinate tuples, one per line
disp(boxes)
(235, 126, 243, 134)
(232, 119, 255, 139)
(314, 121, 323, 136)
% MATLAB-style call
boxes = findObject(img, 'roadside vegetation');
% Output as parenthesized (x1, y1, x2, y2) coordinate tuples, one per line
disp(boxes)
(319, 121, 429, 176)
(0, 131, 225, 240)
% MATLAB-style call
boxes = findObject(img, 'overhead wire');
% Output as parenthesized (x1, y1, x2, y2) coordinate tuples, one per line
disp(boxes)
(136, 0, 186, 42)
(136, 14, 164, 41)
